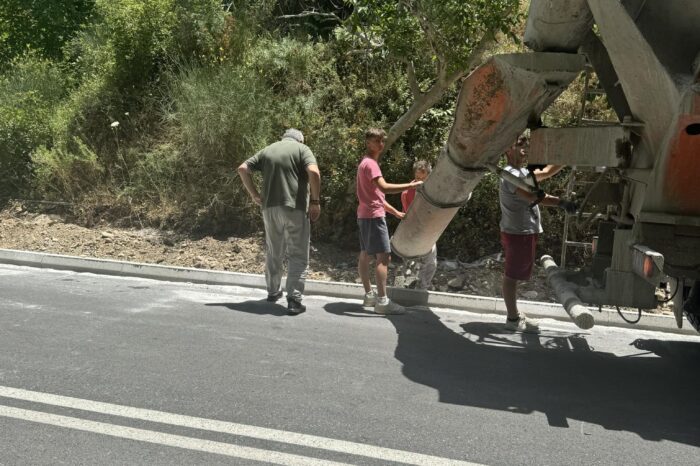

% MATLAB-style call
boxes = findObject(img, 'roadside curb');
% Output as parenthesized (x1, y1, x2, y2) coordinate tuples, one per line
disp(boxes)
(0, 248, 694, 335)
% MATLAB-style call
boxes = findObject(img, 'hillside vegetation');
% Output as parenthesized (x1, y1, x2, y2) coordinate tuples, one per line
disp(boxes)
(0, 1, 613, 260)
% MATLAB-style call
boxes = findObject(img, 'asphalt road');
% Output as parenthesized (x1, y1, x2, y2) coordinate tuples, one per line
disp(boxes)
(0, 263, 699, 465)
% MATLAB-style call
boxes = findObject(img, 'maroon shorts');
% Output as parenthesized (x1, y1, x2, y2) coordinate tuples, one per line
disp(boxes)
(500, 232, 538, 281)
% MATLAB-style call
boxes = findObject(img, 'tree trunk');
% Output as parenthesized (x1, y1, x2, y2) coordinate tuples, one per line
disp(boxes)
(382, 34, 495, 154)
(383, 80, 452, 153)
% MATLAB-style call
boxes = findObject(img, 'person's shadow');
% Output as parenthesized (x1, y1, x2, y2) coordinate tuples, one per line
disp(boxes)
(206, 300, 289, 316)
(323, 302, 383, 318)
(336, 306, 700, 447)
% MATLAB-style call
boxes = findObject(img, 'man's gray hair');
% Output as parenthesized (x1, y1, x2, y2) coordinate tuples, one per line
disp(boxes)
(282, 128, 304, 143)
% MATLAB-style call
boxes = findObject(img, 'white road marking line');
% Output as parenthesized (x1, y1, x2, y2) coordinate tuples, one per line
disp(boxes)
(0, 405, 350, 466)
(0, 385, 481, 466)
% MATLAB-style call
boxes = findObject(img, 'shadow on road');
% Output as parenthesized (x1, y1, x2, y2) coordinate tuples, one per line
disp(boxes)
(372, 308, 699, 447)
(205, 300, 288, 316)
(323, 302, 381, 318)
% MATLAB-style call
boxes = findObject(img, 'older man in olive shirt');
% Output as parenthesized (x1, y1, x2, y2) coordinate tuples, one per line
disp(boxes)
(238, 129, 321, 314)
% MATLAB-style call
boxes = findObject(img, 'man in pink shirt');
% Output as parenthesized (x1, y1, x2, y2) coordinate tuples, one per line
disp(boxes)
(356, 128, 422, 314)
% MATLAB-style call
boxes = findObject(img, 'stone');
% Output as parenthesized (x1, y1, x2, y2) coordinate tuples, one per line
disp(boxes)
(448, 276, 465, 289)
(441, 260, 459, 271)
(523, 290, 539, 300)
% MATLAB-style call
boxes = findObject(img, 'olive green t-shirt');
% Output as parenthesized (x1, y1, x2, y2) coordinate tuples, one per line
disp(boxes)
(245, 138, 317, 211)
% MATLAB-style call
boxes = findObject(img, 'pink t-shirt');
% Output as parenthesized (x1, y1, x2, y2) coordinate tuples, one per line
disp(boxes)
(401, 186, 416, 212)
(356, 156, 385, 218)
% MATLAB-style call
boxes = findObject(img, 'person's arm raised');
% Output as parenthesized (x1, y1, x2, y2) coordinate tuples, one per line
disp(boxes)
(533, 164, 564, 182)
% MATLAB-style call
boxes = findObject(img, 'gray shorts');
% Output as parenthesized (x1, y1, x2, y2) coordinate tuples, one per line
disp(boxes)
(358, 217, 391, 255)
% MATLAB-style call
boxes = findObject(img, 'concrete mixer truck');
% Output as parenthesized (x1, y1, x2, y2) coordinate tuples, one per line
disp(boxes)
(390, 0, 700, 332)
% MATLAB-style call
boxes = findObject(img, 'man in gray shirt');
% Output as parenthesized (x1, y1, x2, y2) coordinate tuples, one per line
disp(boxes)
(499, 134, 575, 333)
(238, 129, 321, 314)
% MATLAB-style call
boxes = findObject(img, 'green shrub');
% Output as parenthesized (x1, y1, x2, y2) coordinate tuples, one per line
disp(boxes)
(51, 0, 230, 155)
(0, 55, 68, 198)
(162, 61, 275, 231)
(0, 0, 95, 64)
(31, 138, 104, 201)
(170, 63, 274, 166)
(65, 0, 228, 89)
(172, 0, 229, 63)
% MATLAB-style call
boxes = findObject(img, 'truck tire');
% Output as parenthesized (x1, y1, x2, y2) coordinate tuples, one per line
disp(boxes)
(683, 280, 700, 333)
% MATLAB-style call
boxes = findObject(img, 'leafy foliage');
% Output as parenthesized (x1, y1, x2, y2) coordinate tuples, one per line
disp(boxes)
(345, 0, 520, 77)
(0, 0, 95, 64)
(0, 54, 68, 198)
(0, 0, 615, 262)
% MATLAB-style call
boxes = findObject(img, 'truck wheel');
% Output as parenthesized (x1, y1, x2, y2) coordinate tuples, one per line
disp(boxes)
(682, 280, 700, 333)
(686, 312, 700, 332)
(672, 278, 688, 328)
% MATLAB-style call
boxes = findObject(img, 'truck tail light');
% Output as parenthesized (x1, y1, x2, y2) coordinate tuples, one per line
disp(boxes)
(643, 255, 654, 278)
(632, 245, 664, 284)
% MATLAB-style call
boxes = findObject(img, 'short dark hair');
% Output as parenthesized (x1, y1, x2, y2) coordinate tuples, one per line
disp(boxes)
(365, 128, 386, 141)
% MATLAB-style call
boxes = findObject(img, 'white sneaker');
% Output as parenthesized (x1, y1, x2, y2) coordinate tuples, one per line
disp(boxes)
(374, 299, 405, 315)
(504, 314, 540, 334)
(362, 291, 377, 307)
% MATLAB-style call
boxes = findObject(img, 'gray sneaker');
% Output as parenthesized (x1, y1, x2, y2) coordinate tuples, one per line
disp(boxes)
(504, 314, 540, 334)
(362, 291, 377, 307)
(374, 299, 405, 315)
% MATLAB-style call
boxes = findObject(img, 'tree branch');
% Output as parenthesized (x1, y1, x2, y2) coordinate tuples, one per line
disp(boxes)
(403, 0, 441, 61)
(436, 58, 448, 86)
(384, 79, 446, 153)
(406, 60, 421, 98)
(383, 30, 499, 153)
(446, 32, 497, 85)
(277, 11, 343, 23)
